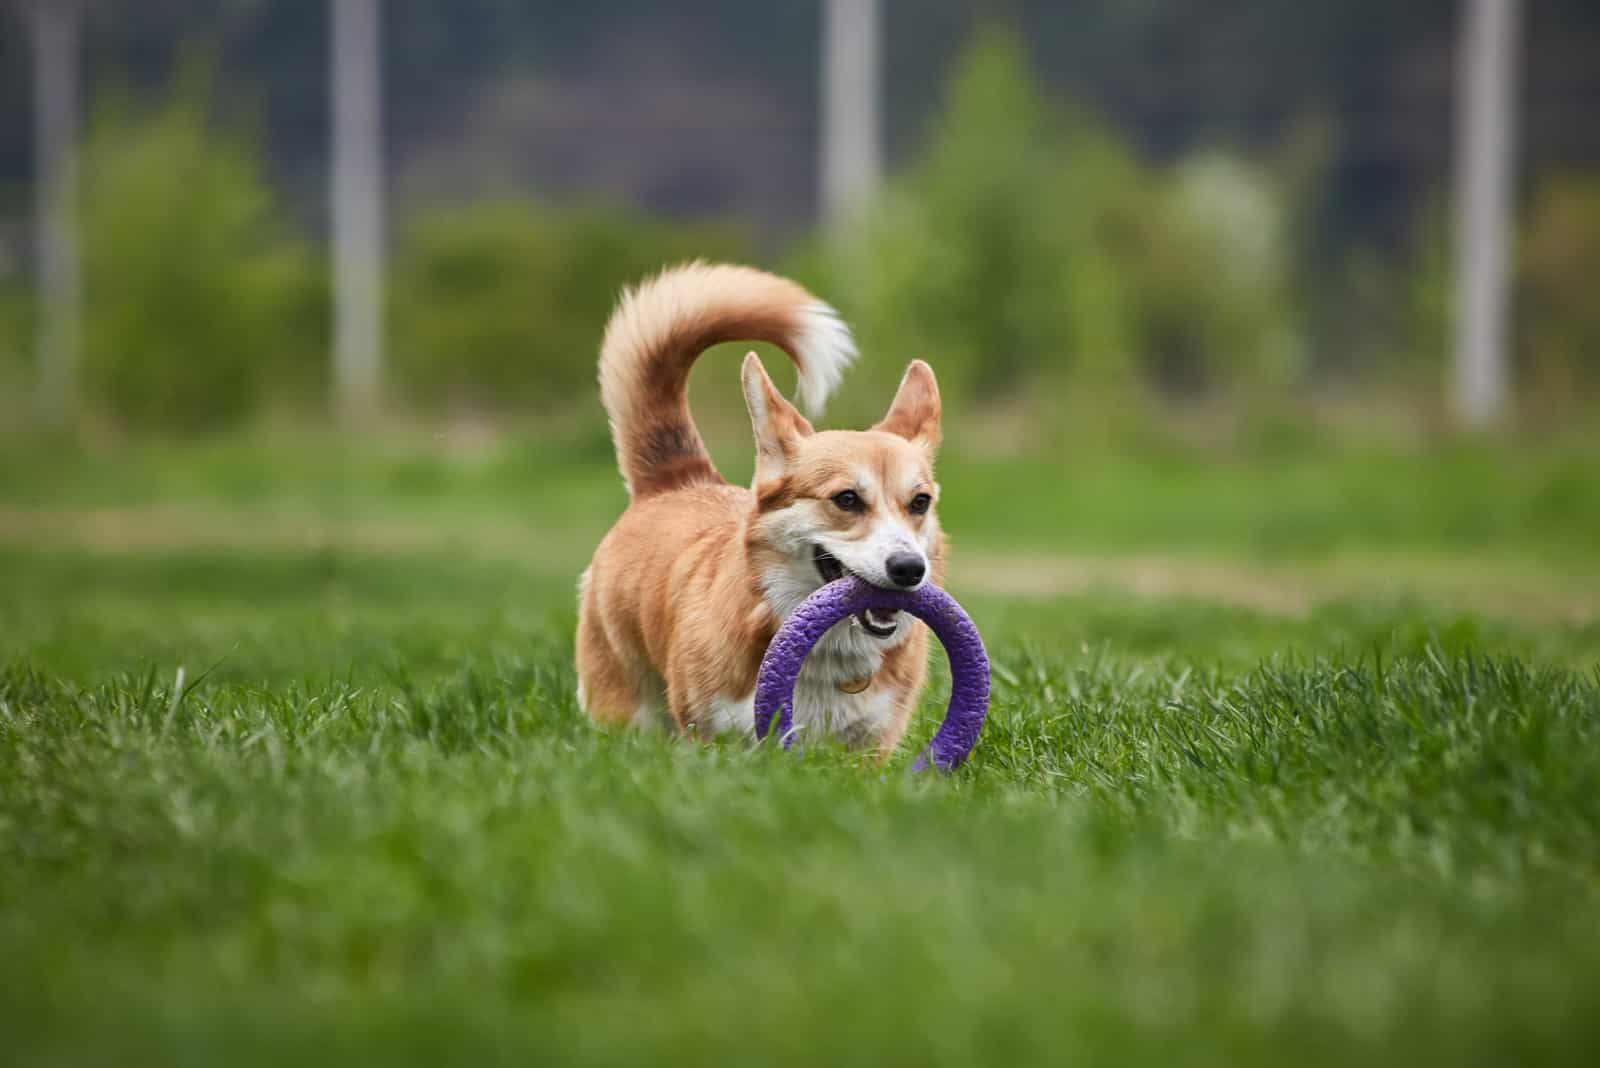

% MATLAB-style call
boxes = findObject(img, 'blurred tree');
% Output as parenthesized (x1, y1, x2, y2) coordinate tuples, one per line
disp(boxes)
(1518, 177, 1600, 414)
(1141, 152, 1306, 394)
(79, 64, 321, 429)
(816, 28, 1144, 404)
(808, 27, 1304, 417)
(388, 200, 747, 417)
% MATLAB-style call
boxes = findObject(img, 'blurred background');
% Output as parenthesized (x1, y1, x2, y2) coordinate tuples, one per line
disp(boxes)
(0, 0, 1596, 619)
(3, 0, 1599, 437)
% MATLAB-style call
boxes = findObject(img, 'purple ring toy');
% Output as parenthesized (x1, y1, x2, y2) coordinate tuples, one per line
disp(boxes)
(753, 575, 991, 772)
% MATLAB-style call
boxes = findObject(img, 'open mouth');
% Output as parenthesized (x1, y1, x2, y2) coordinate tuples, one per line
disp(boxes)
(812, 544, 845, 584)
(811, 545, 900, 639)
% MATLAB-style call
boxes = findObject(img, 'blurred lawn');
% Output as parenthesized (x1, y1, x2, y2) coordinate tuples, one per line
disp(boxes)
(2, 430, 1599, 1065)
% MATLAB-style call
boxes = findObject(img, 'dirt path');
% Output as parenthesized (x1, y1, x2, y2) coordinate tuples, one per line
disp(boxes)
(2, 505, 1595, 625)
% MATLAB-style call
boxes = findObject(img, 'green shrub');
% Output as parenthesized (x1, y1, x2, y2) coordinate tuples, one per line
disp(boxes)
(1136, 152, 1306, 394)
(808, 30, 1135, 407)
(79, 67, 322, 430)
(388, 200, 747, 415)
(799, 28, 1306, 419)
(1519, 175, 1600, 410)
(0, 283, 30, 432)
(1403, 206, 1453, 390)
(1322, 196, 1451, 416)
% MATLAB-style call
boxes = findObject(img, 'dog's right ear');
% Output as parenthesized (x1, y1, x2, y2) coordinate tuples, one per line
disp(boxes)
(742, 352, 813, 482)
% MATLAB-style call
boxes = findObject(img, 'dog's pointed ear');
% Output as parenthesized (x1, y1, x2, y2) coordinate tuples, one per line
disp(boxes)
(874, 360, 942, 451)
(742, 352, 813, 481)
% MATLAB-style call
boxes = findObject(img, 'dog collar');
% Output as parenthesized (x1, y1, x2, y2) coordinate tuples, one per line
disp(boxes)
(837, 674, 872, 694)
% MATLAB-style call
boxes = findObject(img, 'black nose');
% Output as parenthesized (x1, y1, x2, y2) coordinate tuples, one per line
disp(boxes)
(886, 552, 926, 588)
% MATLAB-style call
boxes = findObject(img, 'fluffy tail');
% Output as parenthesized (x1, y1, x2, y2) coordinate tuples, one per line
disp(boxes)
(598, 261, 857, 497)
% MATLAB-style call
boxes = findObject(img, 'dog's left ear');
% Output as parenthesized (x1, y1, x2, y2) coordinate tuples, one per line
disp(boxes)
(874, 360, 942, 451)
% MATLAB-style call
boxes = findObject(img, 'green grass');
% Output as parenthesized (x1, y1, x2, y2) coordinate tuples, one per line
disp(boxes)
(6, 423, 1600, 558)
(2, 431, 1599, 1065)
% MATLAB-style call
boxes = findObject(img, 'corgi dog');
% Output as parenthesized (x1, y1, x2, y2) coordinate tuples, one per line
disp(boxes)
(576, 262, 945, 755)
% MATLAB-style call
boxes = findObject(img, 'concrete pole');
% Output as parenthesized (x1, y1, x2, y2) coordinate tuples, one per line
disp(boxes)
(331, 0, 384, 423)
(1453, 0, 1521, 428)
(30, 0, 83, 427)
(820, 0, 882, 234)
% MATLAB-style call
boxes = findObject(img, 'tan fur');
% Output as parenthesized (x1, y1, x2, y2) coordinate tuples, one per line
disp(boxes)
(579, 262, 945, 756)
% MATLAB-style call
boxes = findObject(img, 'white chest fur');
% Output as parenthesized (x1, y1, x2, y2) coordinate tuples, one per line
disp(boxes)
(702, 617, 899, 742)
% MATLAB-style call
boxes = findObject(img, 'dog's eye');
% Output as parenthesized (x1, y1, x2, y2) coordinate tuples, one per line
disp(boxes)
(908, 493, 932, 515)
(831, 490, 864, 512)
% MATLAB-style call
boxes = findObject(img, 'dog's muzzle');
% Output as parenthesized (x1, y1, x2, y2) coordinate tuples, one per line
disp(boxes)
(813, 545, 901, 639)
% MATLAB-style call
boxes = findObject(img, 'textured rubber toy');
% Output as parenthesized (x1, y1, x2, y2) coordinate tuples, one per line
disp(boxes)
(753, 575, 990, 772)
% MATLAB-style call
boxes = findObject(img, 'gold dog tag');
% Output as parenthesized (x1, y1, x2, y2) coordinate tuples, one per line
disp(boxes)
(837, 675, 872, 695)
